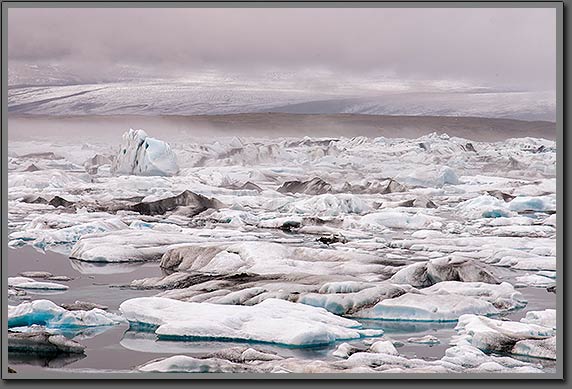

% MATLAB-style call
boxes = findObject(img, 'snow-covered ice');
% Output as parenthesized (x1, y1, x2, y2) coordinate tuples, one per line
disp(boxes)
(120, 297, 383, 347)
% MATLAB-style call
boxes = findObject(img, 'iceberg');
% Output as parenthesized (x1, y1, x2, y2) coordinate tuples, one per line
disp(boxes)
(515, 274, 556, 288)
(423, 281, 526, 311)
(138, 355, 256, 373)
(69, 228, 266, 263)
(111, 129, 179, 176)
(520, 309, 556, 329)
(9, 218, 128, 253)
(8, 300, 124, 328)
(453, 314, 556, 359)
(511, 336, 557, 360)
(356, 293, 498, 322)
(8, 277, 69, 291)
(456, 195, 512, 219)
(119, 297, 383, 347)
(369, 340, 399, 356)
(159, 241, 401, 277)
(277, 177, 332, 195)
(8, 330, 85, 354)
(360, 211, 443, 230)
(282, 193, 370, 216)
(389, 256, 499, 288)
(407, 335, 440, 345)
(508, 196, 556, 213)
(332, 342, 361, 358)
(298, 284, 409, 316)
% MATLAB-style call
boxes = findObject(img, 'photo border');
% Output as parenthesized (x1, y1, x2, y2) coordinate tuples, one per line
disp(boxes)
(1, 0, 566, 382)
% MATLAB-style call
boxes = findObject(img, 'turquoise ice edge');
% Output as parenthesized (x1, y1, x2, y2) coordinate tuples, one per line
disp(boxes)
(126, 320, 385, 349)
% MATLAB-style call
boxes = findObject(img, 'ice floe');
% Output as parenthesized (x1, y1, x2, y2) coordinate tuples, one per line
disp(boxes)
(8, 277, 69, 291)
(120, 297, 383, 347)
(8, 300, 124, 329)
(453, 314, 556, 360)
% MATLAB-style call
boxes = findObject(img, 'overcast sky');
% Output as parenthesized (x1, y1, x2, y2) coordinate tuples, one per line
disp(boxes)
(8, 7, 556, 92)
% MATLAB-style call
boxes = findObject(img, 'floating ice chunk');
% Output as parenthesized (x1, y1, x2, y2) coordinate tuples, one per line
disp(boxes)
(344, 350, 435, 371)
(8, 277, 69, 291)
(356, 293, 498, 322)
(396, 166, 458, 188)
(9, 218, 128, 253)
(454, 314, 555, 359)
(138, 355, 253, 373)
(19, 271, 53, 279)
(512, 336, 556, 360)
(9, 169, 89, 191)
(360, 211, 443, 230)
(515, 274, 556, 288)
(203, 209, 260, 227)
(318, 281, 376, 294)
(438, 166, 459, 186)
(61, 301, 109, 311)
(131, 190, 222, 216)
(258, 216, 303, 230)
(282, 194, 370, 216)
(160, 241, 400, 277)
(495, 254, 556, 271)
(84, 154, 112, 175)
(521, 309, 556, 329)
(8, 330, 85, 354)
(410, 230, 445, 239)
(239, 347, 283, 362)
(112, 129, 179, 176)
(441, 344, 542, 371)
(299, 284, 409, 316)
(537, 270, 556, 278)
(423, 281, 526, 311)
(277, 177, 332, 195)
(332, 342, 360, 358)
(456, 195, 512, 219)
(129, 220, 183, 232)
(119, 297, 383, 347)
(390, 257, 498, 288)
(543, 214, 557, 227)
(508, 196, 556, 213)
(70, 228, 265, 263)
(407, 335, 440, 345)
(8, 300, 124, 328)
(369, 340, 399, 355)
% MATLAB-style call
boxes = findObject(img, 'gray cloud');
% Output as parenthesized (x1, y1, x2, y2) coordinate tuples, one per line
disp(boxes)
(8, 7, 556, 91)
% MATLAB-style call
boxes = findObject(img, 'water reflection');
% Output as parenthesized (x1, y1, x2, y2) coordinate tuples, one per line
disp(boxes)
(9, 352, 87, 369)
(68, 258, 150, 275)
(120, 329, 336, 360)
(356, 319, 457, 333)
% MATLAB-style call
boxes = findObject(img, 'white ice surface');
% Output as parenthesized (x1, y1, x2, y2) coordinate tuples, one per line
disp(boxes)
(120, 297, 383, 347)
(8, 277, 69, 291)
